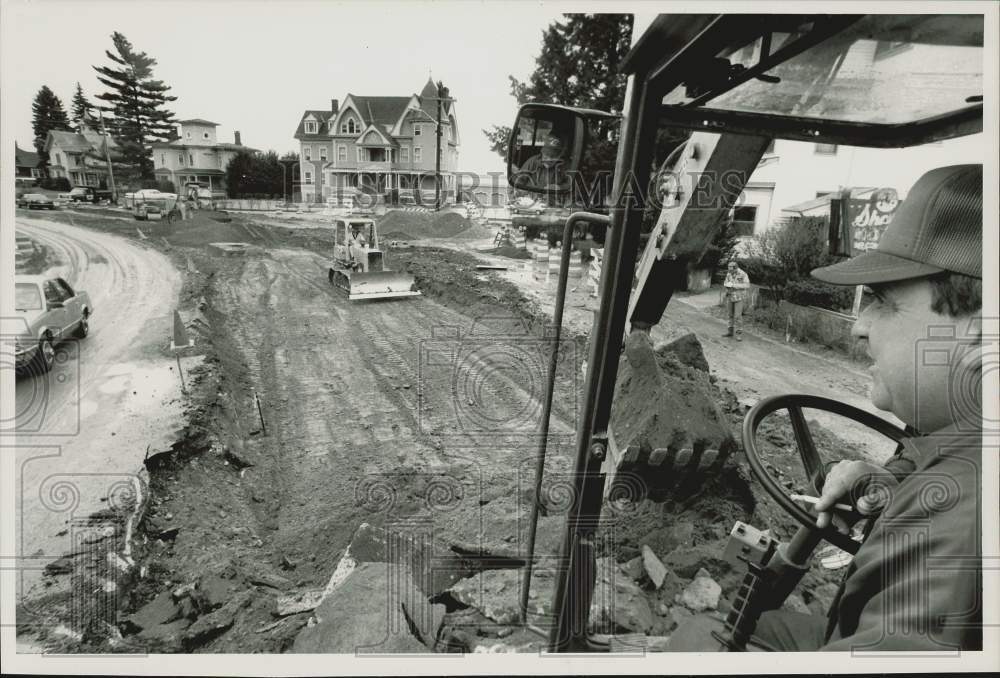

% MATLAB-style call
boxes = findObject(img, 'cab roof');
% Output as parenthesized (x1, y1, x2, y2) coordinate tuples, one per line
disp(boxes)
(624, 14, 983, 147)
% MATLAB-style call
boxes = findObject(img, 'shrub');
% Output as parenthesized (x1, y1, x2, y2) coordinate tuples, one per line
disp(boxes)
(784, 278, 855, 311)
(156, 180, 176, 194)
(740, 216, 849, 311)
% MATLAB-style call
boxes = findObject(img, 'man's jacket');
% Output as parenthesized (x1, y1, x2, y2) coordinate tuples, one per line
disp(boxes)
(822, 425, 983, 651)
(724, 268, 751, 303)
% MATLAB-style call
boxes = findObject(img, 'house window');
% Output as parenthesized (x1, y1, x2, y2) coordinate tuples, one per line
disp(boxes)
(319, 146, 327, 161)
(413, 147, 422, 162)
(732, 205, 757, 237)
(304, 170, 313, 184)
(341, 119, 357, 135)
(186, 132, 191, 139)
(338, 145, 347, 162)
(189, 154, 194, 165)
(401, 147, 409, 163)
(305, 120, 317, 134)
(55, 153, 61, 165)
(179, 153, 185, 166)
(814, 143, 838, 155)
(413, 123, 422, 137)
(161, 153, 165, 165)
(304, 146, 312, 161)
(203, 132, 209, 139)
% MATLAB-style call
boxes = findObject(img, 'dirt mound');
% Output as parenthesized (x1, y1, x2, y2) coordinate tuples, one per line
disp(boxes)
(480, 246, 531, 260)
(381, 230, 415, 241)
(377, 210, 473, 239)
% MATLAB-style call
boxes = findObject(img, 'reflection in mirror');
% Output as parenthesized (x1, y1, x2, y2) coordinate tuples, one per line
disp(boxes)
(509, 107, 579, 194)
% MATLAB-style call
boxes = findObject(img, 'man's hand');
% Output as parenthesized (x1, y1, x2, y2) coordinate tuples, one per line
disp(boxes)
(815, 460, 899, 532)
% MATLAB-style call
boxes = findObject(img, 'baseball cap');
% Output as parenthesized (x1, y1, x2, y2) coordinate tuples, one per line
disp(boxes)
(812, 164, 982, 286)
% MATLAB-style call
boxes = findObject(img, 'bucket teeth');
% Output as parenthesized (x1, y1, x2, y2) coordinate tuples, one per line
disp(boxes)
(609, 435, 737, 503)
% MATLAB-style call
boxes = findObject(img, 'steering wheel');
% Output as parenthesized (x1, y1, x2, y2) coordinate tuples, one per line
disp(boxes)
(742, 394, 909, 555)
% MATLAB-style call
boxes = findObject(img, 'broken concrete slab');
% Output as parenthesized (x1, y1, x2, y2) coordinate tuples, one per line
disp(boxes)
(642, 545, 668, 589)
(620, 556, 644, 582)
(199, 573, 243, 610)
(678, 568, 721, 612)
(590, 557, 654, 634)
(345, 522, 473, 598)
(136, 617, 190, 651)
(247, 571, 292, 590)
(183, 591, 250, 648)
(274, 589, 324, 617)
(292, 562, 430, 654)
(401, 596, 447, 650)
(127, 591, 181, 631)
(447, 567, 559, 625)
(444, 493, 564, 563)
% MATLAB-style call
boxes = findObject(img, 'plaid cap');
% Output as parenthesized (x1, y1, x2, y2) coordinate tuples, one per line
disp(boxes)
(812, 164, 982, 285)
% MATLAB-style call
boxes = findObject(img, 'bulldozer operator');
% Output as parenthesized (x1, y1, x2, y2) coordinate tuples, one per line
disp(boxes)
(348, 223, 369, 272)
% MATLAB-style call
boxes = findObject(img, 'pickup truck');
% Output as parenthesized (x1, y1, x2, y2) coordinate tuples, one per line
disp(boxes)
(12, 275, 93, 373)
(67, 186, 114, 204)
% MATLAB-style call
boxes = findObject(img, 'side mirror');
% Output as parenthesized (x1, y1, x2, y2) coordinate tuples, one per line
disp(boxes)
(507, 104, 589, 196)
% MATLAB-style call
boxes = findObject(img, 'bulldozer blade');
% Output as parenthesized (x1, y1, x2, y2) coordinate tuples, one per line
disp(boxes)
(344, 271, 421, 301)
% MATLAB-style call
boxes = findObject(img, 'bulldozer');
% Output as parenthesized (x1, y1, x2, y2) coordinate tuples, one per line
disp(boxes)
(326, 218, 420, 301)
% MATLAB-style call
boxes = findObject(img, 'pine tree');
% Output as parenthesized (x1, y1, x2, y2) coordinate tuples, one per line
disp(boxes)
(31, 85, 71, 175)
(71, 82, 94, 130)
(93, 32, 177, 181)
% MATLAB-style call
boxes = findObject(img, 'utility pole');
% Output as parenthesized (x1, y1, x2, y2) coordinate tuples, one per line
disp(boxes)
(97, 109, 117, 203)
(434, 81, 452, 210)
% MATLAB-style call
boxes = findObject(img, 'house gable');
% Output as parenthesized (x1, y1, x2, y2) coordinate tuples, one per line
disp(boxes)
(356, 124, 397, 147)
(331, 96, 366, 136)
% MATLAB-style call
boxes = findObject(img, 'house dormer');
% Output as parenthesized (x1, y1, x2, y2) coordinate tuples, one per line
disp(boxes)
(303, 113, 320, 135)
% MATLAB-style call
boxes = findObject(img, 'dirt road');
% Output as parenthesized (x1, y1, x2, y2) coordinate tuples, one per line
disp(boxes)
(9, 216, 185, 605)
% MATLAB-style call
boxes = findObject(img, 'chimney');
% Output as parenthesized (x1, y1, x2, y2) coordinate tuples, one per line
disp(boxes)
(331, 99, 339, 114)
(234, 131, 242, 146)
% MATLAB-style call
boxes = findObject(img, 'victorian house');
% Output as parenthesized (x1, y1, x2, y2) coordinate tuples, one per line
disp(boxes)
(293, 77, 459, 203)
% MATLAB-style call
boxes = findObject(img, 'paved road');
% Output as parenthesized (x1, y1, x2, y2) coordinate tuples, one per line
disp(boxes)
(6, 216, 185, 603)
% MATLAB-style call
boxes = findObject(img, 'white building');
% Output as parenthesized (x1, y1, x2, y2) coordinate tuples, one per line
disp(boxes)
(734, 133, 983, 236)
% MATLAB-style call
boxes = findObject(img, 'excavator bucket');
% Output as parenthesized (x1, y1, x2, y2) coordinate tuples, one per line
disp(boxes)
(603, 331, 736, 502)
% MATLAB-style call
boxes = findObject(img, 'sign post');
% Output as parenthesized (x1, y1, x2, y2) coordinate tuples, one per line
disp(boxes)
(169, 310, 194, 393)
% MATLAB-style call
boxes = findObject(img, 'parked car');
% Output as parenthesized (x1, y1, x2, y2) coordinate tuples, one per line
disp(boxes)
(12, 274, 93, 373)
(16, 193, 56, 210)
(67, 186, 114, 204)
